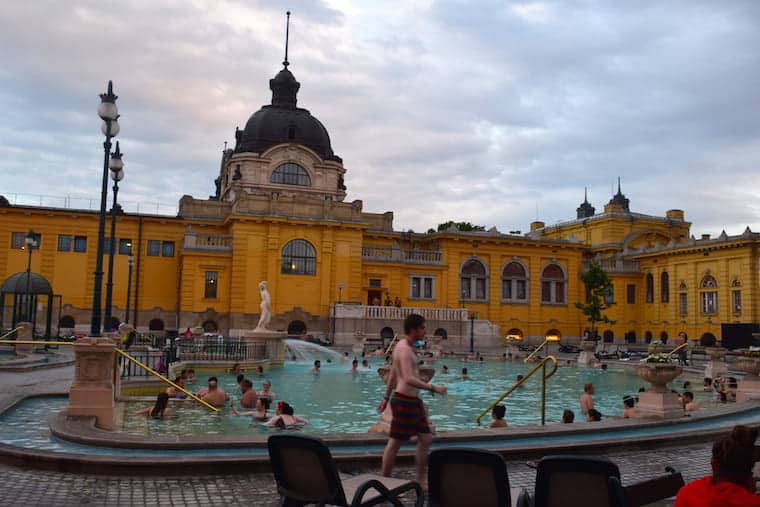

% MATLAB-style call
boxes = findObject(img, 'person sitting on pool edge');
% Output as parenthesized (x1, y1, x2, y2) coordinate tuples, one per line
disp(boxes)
(490, 404, 507, 428)
(264, 401, 309, 429)
(675, 425, 760, 507)
(135, 392, 172, 419)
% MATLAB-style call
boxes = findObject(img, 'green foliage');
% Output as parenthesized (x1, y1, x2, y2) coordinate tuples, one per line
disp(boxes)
(435, 221, 486, 232)
(574, 261, 616, 337)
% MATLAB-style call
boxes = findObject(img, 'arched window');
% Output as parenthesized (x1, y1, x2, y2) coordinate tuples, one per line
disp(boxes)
(271, 162, 311, 186)
(460, 259, 487, 301)
(501, 261, 528, 303)
(287, 320, 306, 336)
(700, 275, 718, 314)
(433, 328, 448, 340)
(540, 263, 566, 304)
(380, 327, 395, 347)
(660, 272, 669, 303)
(107, 316, 121, 332)
(202, 320, 218, 332)
(625, 330, 636, 344)
(645, 273, 654, 303)
(660, 331, 668, 344)
(603, 330, 614, 343)
(645, 331, 653, 344)
(700, 332, 717, 347)
(59, 315, 75, 328)
(281, 239, 317, 275)
(732, 279, 742, 313)
(148, 318, 165, 331)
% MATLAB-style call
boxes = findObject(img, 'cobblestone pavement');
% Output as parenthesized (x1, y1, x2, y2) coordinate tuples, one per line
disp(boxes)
(0, 441, 710, 506)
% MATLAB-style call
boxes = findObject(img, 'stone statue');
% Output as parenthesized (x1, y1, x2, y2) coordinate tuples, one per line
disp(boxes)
(254, 281, 272, 332)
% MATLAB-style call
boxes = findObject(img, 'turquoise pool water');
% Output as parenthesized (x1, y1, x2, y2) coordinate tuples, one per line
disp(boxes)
(119, 358, 714, 435)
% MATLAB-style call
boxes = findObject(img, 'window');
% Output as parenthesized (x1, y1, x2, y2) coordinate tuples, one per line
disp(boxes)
(11, 231, 40, 250)
(626, 284, 636, 304)
(501, 261, 528, 303)
(732, 290, 742, 313)
(281, 239, 316, 275)
(58, 235, 72, 252)
(369, 279, 382, 288)
(161, 241, 175, 257)
(147, 240, 160, 256)
(700, 275, 717, 314)
(118, 239, 132, 255)
(460, 258, 487, 301)
(103, 237, 113, 253)
(540, 263, 566, 304)
(645, 273, 654, 303)
(74, 236, 87, 252)
(604, 284, 615, 305)
(410, 276, 434, 300)
(271, 163, 311, 186)
(660, 272, 669, 303)
(204, 271, 218, 299)
(679, 292, 688, 315)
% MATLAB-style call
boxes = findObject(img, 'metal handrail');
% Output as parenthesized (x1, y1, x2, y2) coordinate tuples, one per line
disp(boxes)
(523, 339, 549, 363)
(667, 342, 688, 357)
(0, 339, 72, 346)
(0, 327, 23, 341)
(115, 348, 219, 412)
(384, 334, 399, 355)
(476, 355, 559, 426)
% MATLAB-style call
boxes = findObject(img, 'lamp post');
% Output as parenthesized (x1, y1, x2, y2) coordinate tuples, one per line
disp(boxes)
(91, 81, 120, 336)
(337, 282, 345, 303)
(103, 142, 125, 331)
(125, 248, 134, 324)
(469, 312, 477, 353)
(23, 229, 38, 323)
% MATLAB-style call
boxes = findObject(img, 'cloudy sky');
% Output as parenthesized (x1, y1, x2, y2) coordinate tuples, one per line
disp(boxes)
(1, 1, 760, 236)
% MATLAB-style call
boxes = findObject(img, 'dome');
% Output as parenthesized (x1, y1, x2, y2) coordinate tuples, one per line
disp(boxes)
(1, 272, 53, 295)
(235, 66, 341, 163)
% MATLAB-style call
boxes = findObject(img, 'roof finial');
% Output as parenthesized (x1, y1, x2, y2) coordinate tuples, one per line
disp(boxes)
(283, 11, 291, 68)
(584, 187, 588, 203)
(617, 176, 621, 195)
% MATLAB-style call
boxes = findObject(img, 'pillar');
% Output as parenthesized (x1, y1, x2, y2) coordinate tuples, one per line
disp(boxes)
(67, 338, 117, 430)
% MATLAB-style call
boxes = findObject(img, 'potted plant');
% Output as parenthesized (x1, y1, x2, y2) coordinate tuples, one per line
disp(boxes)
(635, 352, 682, 393)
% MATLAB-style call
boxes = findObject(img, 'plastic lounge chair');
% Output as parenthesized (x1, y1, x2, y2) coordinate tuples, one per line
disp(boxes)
(267, 434, 423, 507)
(428, 448, 529, 507)
(529, 455, 625, 507)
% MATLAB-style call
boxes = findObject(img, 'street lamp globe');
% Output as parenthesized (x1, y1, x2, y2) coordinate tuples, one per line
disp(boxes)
(24, 229, 36, 248)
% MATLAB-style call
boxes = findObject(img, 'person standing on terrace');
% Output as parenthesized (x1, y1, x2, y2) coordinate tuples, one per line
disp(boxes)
(377, 314, 447, 488)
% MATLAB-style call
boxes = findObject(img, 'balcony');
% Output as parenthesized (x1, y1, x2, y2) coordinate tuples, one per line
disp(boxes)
(583, 258, 641, 274)
(182, 233, 233, 253)
(362, 246, 443, 265)
(335, 304, 468, 322)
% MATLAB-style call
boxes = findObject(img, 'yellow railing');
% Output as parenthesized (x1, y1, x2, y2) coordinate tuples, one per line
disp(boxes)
(384, 333, 399, 355)
(0, 327, 23, 341)
(115, 348, 219, 412)
(523, 339, 549, 363)
(476, 355, 558, 426)
(667, 342, 688, 358)
(0, 339, 72, 346)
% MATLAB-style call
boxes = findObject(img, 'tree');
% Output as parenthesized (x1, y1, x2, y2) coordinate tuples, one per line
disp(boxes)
(574, 261, 616, 339)
(435, 221, 486, 232)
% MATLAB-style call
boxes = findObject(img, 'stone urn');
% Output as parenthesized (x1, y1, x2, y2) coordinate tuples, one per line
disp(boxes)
(735, 356, 760, 402)
(704, 346, 727, 379)
(352, 331, 366, 356)
(368, 366, 435, 433)
(577, 340, 597, 367)
(634, 363, 683, 419)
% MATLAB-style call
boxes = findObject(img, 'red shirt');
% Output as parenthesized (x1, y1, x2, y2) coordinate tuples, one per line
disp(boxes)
(675, 476, 760, 507)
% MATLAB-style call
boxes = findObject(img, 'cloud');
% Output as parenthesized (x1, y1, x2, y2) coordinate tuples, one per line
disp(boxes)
(1, 0, 760, 237)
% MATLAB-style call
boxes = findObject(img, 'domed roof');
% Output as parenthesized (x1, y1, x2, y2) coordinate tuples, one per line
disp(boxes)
(1, 272, 53, 295)
(235, 66, 341, 163)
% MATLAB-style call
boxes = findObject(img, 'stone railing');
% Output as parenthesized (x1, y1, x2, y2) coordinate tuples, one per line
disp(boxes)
(338, 305, 468, 321)
(583, 258, 641, 274)
(182, 233, 233, 252)
(362, 246, 443, 265)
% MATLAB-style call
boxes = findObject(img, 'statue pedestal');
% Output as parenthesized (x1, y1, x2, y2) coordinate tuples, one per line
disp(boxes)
(368, 366, 435, 434)
(14, 322, 33, 354)
(67, 338, 117, 430)
(705, 347, 727, 380)
(243, 330, 286, 365)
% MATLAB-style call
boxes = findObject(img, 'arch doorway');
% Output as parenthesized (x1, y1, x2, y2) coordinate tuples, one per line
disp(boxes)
(149, 318, 165, 331)
(380, 327, 395, 348)
(433, 328, 448, 340)
(202, 320, 218, 333)
(700, 332, 717, 347)
(287, 320, 307, 336)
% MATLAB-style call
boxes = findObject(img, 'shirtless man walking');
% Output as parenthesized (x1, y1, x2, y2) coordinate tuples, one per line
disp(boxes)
(377, 314, 447, 486)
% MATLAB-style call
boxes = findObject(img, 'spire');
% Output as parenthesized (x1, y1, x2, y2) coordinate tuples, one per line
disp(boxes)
(616, 176, 621, 196)
(270, 11, 300, 108)
(283, 11, 291, 68)
(576, 187, 595, 219)
(607, 176, 630, 212)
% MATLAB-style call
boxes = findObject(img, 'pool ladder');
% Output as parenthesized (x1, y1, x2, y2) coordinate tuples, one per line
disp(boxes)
(475, 355, 558, 426)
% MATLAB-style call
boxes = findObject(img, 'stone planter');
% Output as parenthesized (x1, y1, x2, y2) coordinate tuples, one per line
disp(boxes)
(369, 366, 435, 433)
(634, 363, 683, 419)
(581, 340, 596, 352)
(577, 340, 597, 366)
(735, 357, 760, 402)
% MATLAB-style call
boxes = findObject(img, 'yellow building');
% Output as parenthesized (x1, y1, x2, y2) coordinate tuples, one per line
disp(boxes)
(1, 61, 758, 349)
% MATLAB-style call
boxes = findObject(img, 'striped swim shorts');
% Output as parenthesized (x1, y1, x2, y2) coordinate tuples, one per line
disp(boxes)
(389, 392, 430, 441)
